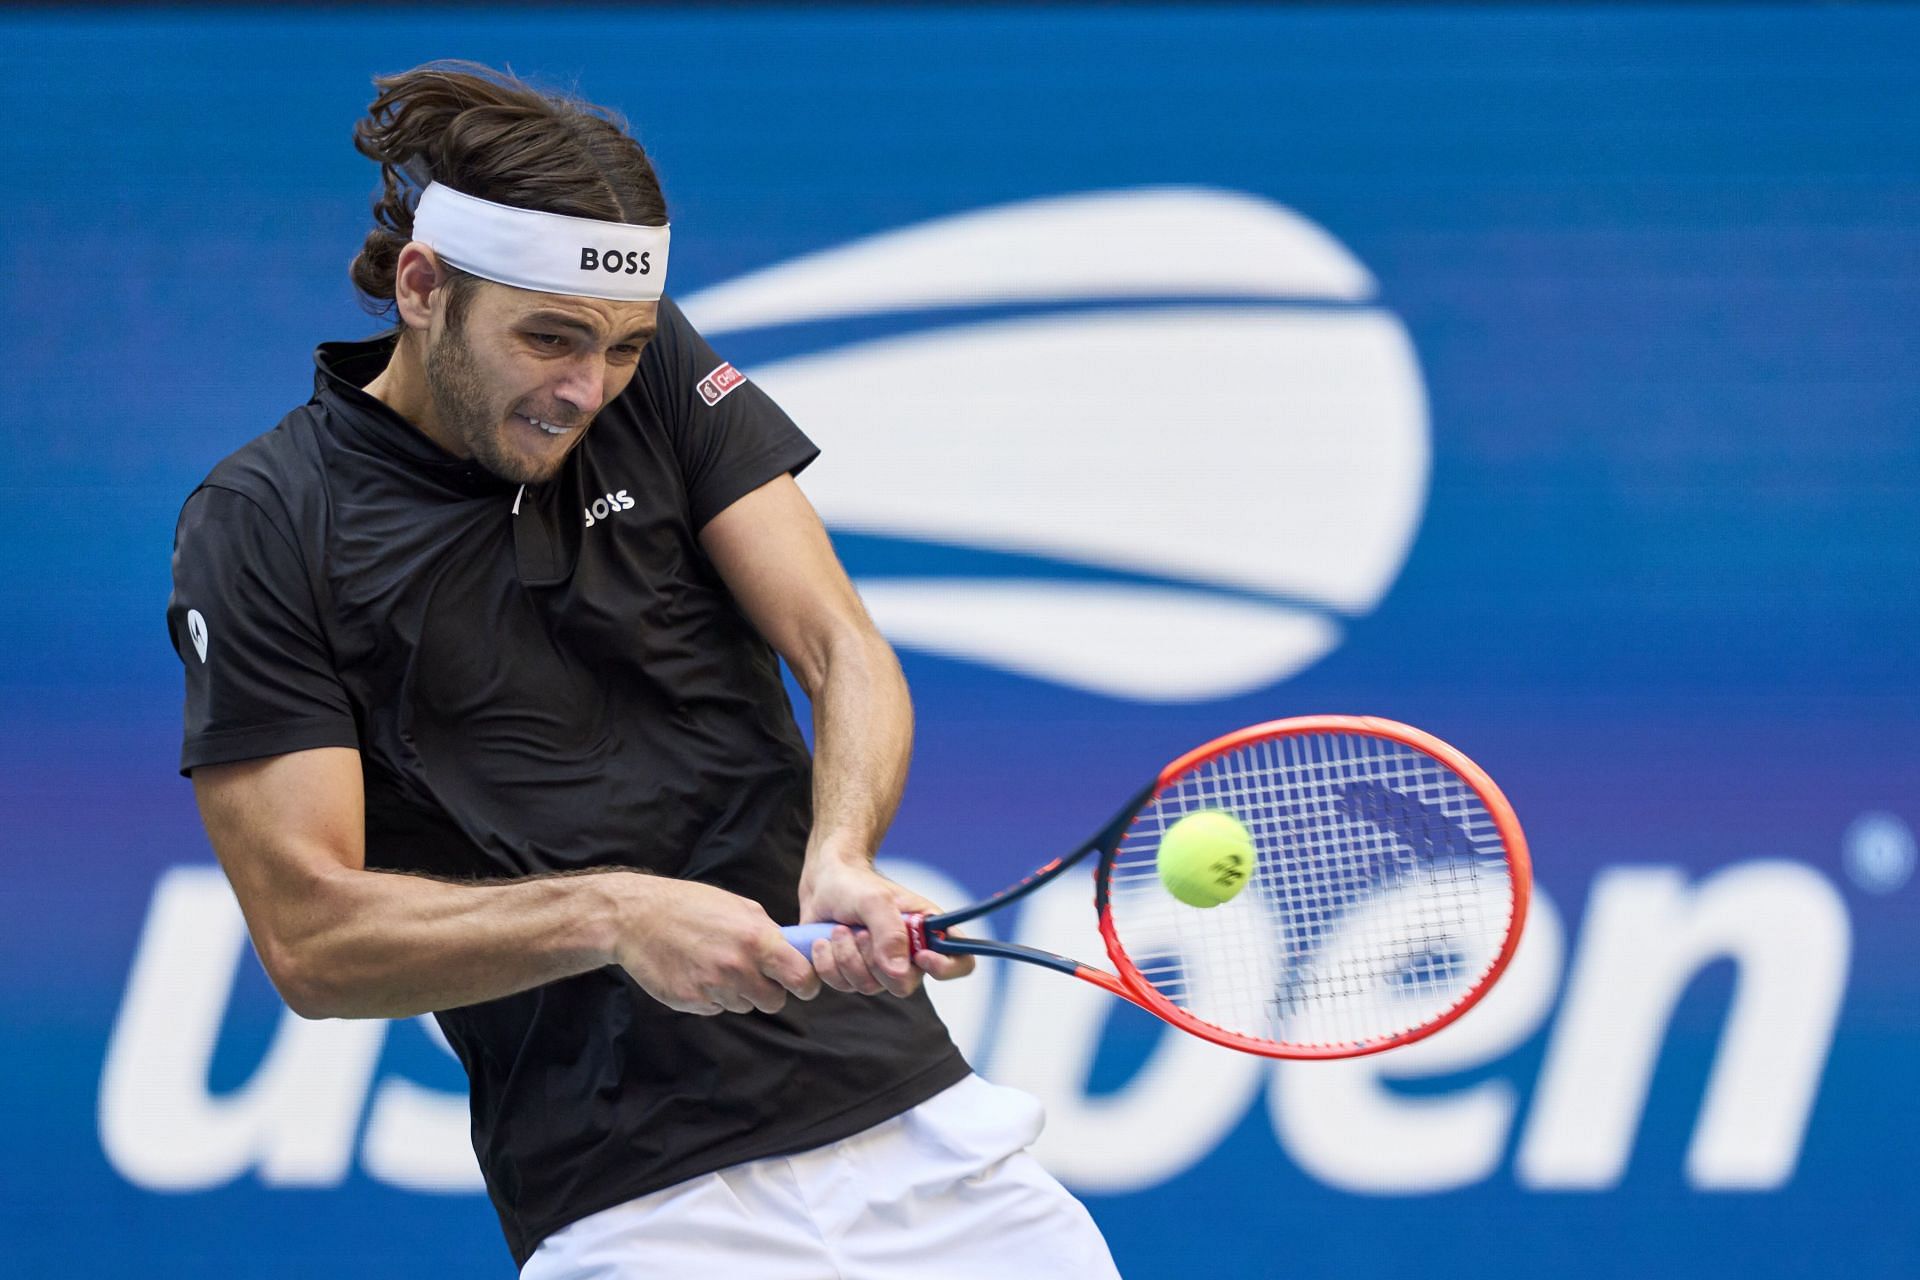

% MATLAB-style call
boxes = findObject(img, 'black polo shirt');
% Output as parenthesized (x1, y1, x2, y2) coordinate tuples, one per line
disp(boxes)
(166, 297, 967, 1265)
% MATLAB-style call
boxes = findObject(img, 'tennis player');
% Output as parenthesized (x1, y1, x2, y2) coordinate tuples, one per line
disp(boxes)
(166, 62, 1119, 1278)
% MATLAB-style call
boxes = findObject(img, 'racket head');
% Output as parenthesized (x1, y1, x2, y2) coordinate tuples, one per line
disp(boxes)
(1095, 716, 1531, 1059)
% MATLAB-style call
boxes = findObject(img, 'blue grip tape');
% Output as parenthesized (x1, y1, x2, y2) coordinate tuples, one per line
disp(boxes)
(780, 922, 841, 955)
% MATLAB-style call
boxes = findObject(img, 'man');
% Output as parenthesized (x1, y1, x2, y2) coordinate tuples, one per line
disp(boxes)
(167, 62, 1119, 1278)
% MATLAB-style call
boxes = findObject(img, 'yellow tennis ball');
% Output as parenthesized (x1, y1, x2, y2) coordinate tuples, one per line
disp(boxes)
(1156, 810, 1255, 908)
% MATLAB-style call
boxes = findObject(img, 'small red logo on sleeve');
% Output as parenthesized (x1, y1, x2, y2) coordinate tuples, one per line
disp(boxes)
(696, 362, 747, 406)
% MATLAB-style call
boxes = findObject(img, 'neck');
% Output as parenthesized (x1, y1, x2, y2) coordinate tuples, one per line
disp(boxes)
(362, 332, 469, 459)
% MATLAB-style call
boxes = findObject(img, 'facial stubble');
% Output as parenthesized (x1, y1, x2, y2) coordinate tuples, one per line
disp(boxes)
(423, 320, 560, 486)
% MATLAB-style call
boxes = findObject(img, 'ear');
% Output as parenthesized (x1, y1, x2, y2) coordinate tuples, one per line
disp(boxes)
(392, 243, 452, 333)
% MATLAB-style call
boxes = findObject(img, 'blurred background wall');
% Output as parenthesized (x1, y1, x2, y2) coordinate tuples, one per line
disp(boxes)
(1, 4, 1915, 1276)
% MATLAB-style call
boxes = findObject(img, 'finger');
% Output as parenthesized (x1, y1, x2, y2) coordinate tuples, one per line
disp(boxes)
(855, 924, 919, 997)
(809, 937, 854, 993)
(833, 925, 886, 995)
(913, 949, 977, 981)
(740, 974, 789, 1016)
(890, 888, 944, 918)
(761, 938, 822, 1001)
(853, 898, 913, 984)
(706, 988, 755, 1016)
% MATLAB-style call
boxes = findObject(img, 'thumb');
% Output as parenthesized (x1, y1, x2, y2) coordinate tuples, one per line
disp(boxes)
(760, 927, 822, 1000)
(853, 890, 912, 978)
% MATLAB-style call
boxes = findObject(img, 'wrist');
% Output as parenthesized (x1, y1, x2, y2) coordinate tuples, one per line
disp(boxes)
(803, 833, 873, 875)
(581, 870, 653, 967)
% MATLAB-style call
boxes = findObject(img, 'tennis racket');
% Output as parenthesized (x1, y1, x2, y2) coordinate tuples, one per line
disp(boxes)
(782, 715, 1530, 1059)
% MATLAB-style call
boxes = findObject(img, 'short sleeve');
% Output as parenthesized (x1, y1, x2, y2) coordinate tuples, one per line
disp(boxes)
(168, 486, 359, 775)
(643, 297, 820, 529)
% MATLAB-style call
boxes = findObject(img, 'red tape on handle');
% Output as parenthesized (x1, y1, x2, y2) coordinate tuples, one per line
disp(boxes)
(779, 913, 929, 957)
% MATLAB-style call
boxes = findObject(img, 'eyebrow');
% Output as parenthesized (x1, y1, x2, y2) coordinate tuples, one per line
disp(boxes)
(521, 311, 658, 344)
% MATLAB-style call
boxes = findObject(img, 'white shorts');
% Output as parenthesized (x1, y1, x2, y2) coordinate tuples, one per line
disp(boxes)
(521, 1074, 1121, 1280)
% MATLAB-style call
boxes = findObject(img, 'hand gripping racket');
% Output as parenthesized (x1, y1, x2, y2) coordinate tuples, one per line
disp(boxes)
(782, 716, 1531, 1059)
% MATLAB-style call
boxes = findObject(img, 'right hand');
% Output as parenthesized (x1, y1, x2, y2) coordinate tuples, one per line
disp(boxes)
(612, 878, 822, 1016)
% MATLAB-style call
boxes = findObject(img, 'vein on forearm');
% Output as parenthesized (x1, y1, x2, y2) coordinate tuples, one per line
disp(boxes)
(804, 629, 912, 860)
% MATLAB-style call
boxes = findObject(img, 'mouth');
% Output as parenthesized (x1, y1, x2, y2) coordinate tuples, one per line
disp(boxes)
(514, 412, 577, 439)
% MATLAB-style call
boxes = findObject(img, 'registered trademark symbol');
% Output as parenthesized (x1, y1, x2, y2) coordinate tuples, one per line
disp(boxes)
(1843, 811, 1915, 894)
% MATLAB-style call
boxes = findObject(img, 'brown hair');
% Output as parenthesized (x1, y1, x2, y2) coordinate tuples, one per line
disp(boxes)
(349, 60, 668, 316)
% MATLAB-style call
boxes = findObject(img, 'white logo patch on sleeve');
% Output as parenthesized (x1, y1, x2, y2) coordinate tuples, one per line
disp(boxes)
(186, 609, 208, 663)
(696, 362, 746, 406)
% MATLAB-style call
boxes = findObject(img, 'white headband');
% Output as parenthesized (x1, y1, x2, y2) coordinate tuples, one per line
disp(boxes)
(409, 181, 670, 302)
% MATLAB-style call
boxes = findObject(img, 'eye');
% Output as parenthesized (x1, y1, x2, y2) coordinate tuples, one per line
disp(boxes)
(526, 332, 566, 348)
(610, 343, 644, 362)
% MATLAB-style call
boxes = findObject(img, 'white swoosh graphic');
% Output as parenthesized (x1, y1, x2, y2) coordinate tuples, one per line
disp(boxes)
(681, 187, 1377, 335)
(680, 188, 1429, 701)
(855, 581, 1341, 703)
(750, 308, 1426, 613)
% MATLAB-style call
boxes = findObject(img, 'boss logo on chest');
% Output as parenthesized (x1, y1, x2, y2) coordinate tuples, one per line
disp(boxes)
(583, 489, 635, 527)
(579, 247, 653, 276)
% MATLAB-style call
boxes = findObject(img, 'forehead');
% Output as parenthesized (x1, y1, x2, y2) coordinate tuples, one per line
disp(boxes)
(476, 281, 659, 338)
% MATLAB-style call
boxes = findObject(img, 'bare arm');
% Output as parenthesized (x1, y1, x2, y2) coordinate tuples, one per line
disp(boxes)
(701, 474, 974, 994)
(700, 477, 912, 870)
(194, 747, 819, 1020)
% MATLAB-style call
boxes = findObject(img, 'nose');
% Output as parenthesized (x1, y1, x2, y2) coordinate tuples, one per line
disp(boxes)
(551, 354, 606, 420)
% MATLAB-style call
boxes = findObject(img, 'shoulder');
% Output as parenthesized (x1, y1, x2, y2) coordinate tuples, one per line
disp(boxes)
(648, 295, 700, 361)
(612, 296, 717, 443)
(178, 403, 333, 548)
(635, 296, 733, 394)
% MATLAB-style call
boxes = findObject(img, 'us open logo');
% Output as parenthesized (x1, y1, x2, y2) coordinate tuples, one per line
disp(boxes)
(97, 190, 1853, 1213)
(681, 188, 1431, 702)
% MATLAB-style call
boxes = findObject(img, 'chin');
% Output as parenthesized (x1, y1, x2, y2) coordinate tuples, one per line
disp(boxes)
(472, 430, 573, 486)
(498, 455, 568, 486)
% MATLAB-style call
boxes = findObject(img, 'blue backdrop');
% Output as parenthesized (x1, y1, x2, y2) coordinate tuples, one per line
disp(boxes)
(2, 5, 1915, 1278)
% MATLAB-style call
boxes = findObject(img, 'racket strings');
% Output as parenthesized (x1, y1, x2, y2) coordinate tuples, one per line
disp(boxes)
(1106, 731, 1514, 1051)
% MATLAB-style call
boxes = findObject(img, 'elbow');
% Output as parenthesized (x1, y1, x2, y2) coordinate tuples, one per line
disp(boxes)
(255, 938, 336, 1019)
(280, 985, 339, 1022)
(243, 861, 387, 1019)
(254, 931, 364, 1020)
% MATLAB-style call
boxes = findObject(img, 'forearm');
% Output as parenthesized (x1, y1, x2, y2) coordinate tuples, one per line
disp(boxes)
(196, 748, 813, 1021)
(804, 629, 913, 868)
(257, 860, 634, 1020)
(791, 629, 974, 993)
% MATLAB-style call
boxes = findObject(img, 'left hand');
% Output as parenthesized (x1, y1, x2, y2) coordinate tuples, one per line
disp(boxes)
(796, 853, 977, 997)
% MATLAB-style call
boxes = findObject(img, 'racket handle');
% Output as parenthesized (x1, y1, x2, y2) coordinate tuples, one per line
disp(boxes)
(779, 922, 841, 954)
(780, 915, 928, 957)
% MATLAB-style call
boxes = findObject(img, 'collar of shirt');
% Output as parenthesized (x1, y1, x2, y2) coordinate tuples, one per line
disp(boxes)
(312, 335, 519, 498)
